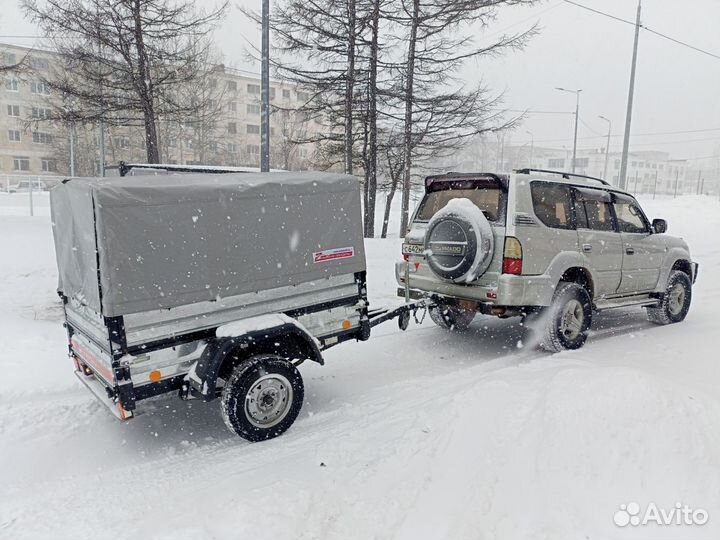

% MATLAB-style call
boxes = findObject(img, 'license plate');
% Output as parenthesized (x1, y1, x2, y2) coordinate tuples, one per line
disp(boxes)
(402, 243, 425, 256)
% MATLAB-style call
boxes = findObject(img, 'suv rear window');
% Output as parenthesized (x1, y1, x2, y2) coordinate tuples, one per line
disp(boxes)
(416, 188, 503, 222)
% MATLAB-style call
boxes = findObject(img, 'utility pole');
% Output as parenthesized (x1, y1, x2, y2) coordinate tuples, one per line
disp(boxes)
(674, 170, 679, 198)
(653, 169, 658, 199)
(69, 122, 75, 177)
(696, 170, 702, 194)
(260, 0, 271, 172)
(556, 87, 582, 172)
(599, 115, 612, 182)
(526, 130, 534, 167)
(619, 0, 642, 190)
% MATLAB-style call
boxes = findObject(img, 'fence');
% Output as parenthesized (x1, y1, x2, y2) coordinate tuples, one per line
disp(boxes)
(1, 174, 66, 217)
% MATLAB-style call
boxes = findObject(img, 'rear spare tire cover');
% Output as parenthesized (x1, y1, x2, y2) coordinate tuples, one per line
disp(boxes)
(424, 198, 494, 282)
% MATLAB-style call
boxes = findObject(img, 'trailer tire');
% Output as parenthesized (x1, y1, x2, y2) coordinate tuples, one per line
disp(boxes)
(221, 355, 304, 442)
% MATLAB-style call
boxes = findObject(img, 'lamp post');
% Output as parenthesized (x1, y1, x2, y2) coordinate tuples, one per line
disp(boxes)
(525, 130, 534, 167)
(556, 87, 582, 172)
(599, 115, 612, 182)
(260, 0, 270, 172)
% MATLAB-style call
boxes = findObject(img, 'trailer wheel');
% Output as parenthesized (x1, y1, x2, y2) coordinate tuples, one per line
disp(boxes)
(221, 355, 304, 442)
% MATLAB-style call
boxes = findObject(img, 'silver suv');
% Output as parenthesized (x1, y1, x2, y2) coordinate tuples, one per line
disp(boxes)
(397, 169, 698, 352)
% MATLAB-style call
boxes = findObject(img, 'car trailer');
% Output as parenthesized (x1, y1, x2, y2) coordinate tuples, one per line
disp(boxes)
(51, 165, 432, 442)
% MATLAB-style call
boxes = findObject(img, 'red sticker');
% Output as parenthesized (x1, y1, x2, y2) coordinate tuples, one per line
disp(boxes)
(313, 247, 355, 264)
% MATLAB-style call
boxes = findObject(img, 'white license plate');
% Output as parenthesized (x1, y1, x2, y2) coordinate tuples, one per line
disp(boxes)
(402, 243, 425, 256)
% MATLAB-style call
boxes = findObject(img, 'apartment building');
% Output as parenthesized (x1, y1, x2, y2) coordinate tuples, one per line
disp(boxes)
(1, 43, 324, 177)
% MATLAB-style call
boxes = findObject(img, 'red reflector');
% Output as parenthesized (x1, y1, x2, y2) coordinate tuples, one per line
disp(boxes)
(503, 258, 523, 275)
(403, 254, 409, 262)
(486, 292, 497, 299)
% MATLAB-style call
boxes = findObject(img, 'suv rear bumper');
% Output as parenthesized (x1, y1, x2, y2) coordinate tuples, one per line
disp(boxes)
(396, 261, 556, 307)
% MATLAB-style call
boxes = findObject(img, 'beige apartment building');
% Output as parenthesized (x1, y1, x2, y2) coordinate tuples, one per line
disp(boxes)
(1, 43, 324, 178)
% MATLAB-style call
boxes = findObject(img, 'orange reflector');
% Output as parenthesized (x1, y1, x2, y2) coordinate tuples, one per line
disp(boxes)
(342, 320, 352, 330)
(149, 370, 162, 383)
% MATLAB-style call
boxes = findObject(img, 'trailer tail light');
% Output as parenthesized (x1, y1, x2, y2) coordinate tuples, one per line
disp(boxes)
(403, 254, 409, 262)
(502, 237, 523, 275)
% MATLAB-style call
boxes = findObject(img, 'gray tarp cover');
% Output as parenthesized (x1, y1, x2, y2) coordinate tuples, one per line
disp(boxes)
(50, 172, 367, 317)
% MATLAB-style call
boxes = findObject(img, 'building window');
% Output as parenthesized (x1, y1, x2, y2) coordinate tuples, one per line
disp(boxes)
(32, 131, 53, 144)
(227, 122, 237, 135)
(247, 144, 260, 155)
(247, 124, 260, 135)
(614, 159, 621, 169)
(208, 141, 218, 152)
(8, 129, 21, 142)
(168, 138, 177, 148)
(631, 161, 637, 167)
(5, 78, 19, 91)
(548, 158, 565, 169)
(247, 104, 260, 115)
(282, 89, 290, 99)
(4, 52, 17, 66)
(227, 80, 237, 91)
(247, 84, 260, 95)
(228, 142, 238, 153)
(30, 81, 50, 95)
(29, 57, 49, 70)
(116, 137, 129, 148)
(208, 78, 217, 88)
(296, 91, 309, 102)
(228, 101, 237, 112)
(270, 87, 276, 99)
(13, 156, 30, 171)
(31, 107, 51, 119)
(7, 104, 20, 117)
(574, 157, 589, 169)
(41, 158, 57, 172)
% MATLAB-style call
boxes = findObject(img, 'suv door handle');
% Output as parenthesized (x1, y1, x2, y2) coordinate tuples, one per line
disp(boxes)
(626, 246, 635, 255)
(582, 244, 593, 253)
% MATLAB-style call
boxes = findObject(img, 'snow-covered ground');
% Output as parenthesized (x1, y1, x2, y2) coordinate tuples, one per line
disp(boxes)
(1, 193, 719, 540)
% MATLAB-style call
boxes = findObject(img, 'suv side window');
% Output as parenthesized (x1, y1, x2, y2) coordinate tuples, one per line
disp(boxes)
(574, 188, 615, 232)
(613, 194, 649, 233)
(531, 182, 573, 230)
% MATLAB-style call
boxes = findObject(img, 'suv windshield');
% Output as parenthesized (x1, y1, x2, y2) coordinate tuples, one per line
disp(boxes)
(416, 188, 503, 222)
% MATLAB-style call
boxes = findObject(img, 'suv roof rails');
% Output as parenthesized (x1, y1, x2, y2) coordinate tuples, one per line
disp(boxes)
(514, 168, 610, 187)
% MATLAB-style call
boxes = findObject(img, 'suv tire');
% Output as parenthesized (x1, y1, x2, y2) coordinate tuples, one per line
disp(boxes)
(429, 303, 475, 331)
(221, 355, 304, 442)
(647, 270, 692, 325)
(539, 282, 593, 352)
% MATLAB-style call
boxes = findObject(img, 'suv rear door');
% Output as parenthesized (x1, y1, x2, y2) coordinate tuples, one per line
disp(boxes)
(573, 187, 623, 298)
(612, 194, 662, 294)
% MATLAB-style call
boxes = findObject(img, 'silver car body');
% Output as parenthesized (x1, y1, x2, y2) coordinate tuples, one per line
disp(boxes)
(397, 171, 697, 309)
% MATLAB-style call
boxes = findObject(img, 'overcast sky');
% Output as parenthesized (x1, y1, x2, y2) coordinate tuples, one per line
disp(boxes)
(3, 0, 719, 164)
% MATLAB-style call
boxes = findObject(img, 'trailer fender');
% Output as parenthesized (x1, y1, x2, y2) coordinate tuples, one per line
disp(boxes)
(188, 322, 323, 401)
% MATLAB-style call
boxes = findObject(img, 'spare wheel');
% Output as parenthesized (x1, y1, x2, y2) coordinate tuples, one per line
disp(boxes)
(424, 198, 494, 282)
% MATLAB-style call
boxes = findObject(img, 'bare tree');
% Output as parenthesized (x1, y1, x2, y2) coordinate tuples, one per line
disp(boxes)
(391, 0, 538, 235)
(22, 0, 227, 163)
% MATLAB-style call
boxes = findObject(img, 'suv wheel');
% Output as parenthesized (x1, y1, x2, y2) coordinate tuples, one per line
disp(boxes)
(647, 270, 692, 325)
(221, 355, 304, 442)
(429, 303, 475, 331)
(539, 282, 593, 352)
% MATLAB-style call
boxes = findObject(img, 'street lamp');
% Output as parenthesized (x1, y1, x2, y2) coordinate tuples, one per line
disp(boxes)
(525, 130, 534, 167)
(599, 115, 612, 182)
(556, 87, 582, 173)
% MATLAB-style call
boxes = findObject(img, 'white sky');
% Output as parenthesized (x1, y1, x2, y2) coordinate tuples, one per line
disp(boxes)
(3, 0, 719, 163)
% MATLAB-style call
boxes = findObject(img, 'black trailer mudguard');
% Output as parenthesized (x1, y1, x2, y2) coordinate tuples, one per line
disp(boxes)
(188, 323, 323, 401)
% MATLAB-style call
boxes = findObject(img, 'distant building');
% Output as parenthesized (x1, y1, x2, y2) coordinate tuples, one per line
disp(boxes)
(1, 43, 324, 177)
(502, 145, 691, 197)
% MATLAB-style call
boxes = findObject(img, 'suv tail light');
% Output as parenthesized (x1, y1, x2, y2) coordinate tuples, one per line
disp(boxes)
(502, 237, 523, 275)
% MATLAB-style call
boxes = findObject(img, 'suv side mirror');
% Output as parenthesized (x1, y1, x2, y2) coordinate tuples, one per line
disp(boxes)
(652, 218, 667, 234)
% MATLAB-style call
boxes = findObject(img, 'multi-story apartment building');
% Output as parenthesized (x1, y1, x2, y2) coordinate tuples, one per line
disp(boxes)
(1, 43, 324, 178)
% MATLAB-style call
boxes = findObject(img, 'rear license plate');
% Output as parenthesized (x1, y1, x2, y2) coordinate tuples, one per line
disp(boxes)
(402, 243, 425, 256)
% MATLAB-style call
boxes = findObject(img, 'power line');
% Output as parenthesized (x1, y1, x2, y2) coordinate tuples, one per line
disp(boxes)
(563, 0, 720, 61)
(515, 126, 720, 145)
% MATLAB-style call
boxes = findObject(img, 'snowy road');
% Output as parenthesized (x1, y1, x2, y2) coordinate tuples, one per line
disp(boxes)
(1, 194, 719, 540)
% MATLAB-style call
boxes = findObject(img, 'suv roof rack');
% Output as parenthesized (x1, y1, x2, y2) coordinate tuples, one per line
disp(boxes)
(514, 168, 610, 186)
